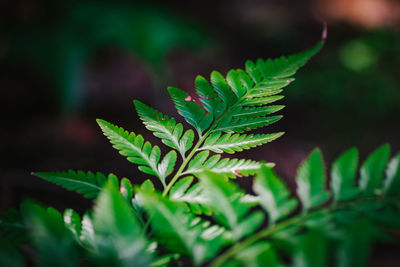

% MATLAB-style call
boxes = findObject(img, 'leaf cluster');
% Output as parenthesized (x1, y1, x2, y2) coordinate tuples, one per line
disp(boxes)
(2, 41, 400, 267)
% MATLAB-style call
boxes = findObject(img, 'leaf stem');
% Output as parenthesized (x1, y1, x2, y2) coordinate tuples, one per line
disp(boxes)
(209, 195, 399, 267)
(162, 78, 266, 196)
(162, 132, 211, 196)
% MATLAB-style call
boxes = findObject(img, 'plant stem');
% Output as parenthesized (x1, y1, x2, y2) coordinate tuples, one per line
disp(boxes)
(162, 81, 257, 196)
(162, 132, 211, 196)
(209, 196, 399, 267)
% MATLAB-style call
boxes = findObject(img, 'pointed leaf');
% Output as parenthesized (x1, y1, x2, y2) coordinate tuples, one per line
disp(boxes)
(195, 75, 226, 118)
(186, 154, 268, 178)
(296, 149, 330, 211)
(97, 119, 175, 184)
(384, 153, 400, 195)
(134, 100, 194, 157)
(199, 172, 262, 239)
(359, 144, 390, 196)
(168, 87, 212, 136)
(93, 181, 150, 265)
(210, 71, 238, 105)
(200, 132, 283, 154)
(331, 147, 360, 202)
(33, 170, 109, 198)
(254, 166, 298, 223)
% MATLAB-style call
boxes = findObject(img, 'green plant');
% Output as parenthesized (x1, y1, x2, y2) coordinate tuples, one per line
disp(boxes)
(1, 40, 400, 267)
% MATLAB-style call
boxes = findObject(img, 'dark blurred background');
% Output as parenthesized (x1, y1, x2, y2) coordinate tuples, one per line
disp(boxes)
(1, 0, 399, 227)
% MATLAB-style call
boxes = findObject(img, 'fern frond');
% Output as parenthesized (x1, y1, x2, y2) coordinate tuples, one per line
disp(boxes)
(167, 87, 212, 137)
(199, 132, 283, 154)
(169, 176, 260, 216)
(33, 170, 111, 198)
(359, 144, 390, 196)
(92, 181, 151, 265)
(184, 151, 269, 178)
(384, 153, 400, 195)
(97, 119, 177, 187)
(330, 147, 359, 202)
(139, 189, 225, 265)
(296, 148, 331, 211)
(210, 144, 400, 266)
(214, 115, 283, 133)
(168, 42, 322, 140)
(195, 75, 226, 119)
(134, 100, 194, 158)
(199, 171, 264, 240)
(20, 201, 79, 266)
(254, 166, 298, 223)
(169, 176, 210, 214)
(246, 42, 324, 82)
(231, 105, 285, 118)
(210, 71, 238, 105)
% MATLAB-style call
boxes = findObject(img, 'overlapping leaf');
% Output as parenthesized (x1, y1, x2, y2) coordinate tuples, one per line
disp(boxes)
(134, 100, 194, 158)
(97, 119, 177, 187)
(33, 170, 134, 200)
(92, 181, 151, 266)
(168, 87, 213, 136)
(254, 166, 298, 223)
(330, 148, 359, 202)
(185, 151, 268, 178)
(33, 170, 112, 198)
(139, 189, 224, 265)
(20, 202, 79, 267)
(200, 132, 283, 154)
(359, 144, 390, 196)
(296, 148, 331, 211)
(199, 171, 264, 240)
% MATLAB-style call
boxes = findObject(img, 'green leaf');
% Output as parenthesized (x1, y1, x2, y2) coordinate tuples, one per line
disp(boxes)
(292, 230, 328, 267)
(80, 213, 96, 251)
(227, 69, 253, 98)
(331, 147, 360, 202)
(33, 170, 110, 198)
(97, 119, 176, 186)
(185, 151, 268, 178)
(231, 242, 281, 267)
(195, 75, 226, 119)
(200, 132, 284, 154)
(168, 86, 212, 136)
(254, 166, 298, 223)
(231, 105, 285, 119)
(210, 71, 238, 105)
(120, 177, 134, 202)
(199, 171, 263, 240)
(384, 153, 400, 195)
(134, 100, 194, 157)
(239, 95, 284, 107)
(21, 202, 79, 267)
(92, 181, 151, 266)
(139, 190, 223, 265)
(63, 209, 82, 242)
(169, 177, 212, 215)
(336, 218, 374, 267)
(170, 176, 194, 198)
(157, 151, 177, 184)
(296, 149, 330, 211)
(215, 115, 283, 133)
(359, 144, 390, 196)
(248, 42, 323, 81)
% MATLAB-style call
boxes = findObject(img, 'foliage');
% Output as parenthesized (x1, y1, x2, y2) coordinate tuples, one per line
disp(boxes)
(1, 40, 400, 267)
